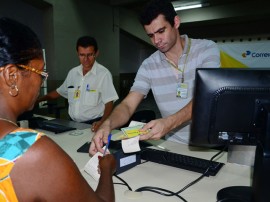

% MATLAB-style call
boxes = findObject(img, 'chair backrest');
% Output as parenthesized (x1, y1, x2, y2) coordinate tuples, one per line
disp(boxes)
(123, 109, 156, 127)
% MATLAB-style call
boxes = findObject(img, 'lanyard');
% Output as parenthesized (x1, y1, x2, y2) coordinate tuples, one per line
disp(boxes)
(166, 38, 191, 83)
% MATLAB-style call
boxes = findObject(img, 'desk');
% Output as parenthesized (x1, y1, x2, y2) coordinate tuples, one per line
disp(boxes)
(43, 128, 251, 202)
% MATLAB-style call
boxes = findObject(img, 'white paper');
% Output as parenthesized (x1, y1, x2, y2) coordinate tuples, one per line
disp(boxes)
(121, 121, 146, 153)
(84, 151, 103, 181)
(122, 135, 141, 153)
(129, 120, 145, 127)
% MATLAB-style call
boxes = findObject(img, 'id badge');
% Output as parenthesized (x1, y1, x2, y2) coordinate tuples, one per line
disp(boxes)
(176, 83, 188, 99)
(74, 89, 81, 99)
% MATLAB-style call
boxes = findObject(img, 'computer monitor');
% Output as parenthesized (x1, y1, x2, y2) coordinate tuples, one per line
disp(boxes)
(190, 68, 270, 202)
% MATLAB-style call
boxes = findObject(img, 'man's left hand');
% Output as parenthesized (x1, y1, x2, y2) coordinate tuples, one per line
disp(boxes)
(91, 121, 102, 132)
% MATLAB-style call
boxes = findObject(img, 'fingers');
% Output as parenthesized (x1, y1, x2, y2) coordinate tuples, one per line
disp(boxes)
(89, 135, 104, 155)
(91, 122, 96, 132)
(89, 128, 111, 155)
(139, 120, 165, 140)
(139, 131, 154, 140)
(139, 122, 154, 140)
(91, 121, 102, 132)
(99, 154, 117, 175)
(89, 141, 98, 156)
(91, 122, 99, 132)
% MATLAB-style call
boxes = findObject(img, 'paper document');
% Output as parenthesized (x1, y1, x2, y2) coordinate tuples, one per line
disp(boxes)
(121, 121, 147, 153)
(122, 135, 141, 153)
(84, 152, 102, 181)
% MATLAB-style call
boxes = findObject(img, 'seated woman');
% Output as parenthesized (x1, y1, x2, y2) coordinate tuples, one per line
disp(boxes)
(0, 17, 116, 202)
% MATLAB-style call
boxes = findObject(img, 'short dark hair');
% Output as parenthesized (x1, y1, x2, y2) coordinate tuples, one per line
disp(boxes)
(76, 36, 98, 52)
(0, 17, 42, 67)
(139, 0, 177, 27)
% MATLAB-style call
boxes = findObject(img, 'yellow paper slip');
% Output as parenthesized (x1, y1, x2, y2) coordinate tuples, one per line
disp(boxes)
(121, 125, 149, 139)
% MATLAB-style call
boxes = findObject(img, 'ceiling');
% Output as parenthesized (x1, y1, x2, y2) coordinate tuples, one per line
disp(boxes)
(109, 0, 270, 40)
(110, 0, 248, 10)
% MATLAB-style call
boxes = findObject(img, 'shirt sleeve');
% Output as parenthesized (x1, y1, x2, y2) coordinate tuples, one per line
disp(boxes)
(56, 72, 70, 99)
(201, 40, 221, 68)
(99, 71, 119, 104)
(130, 60, 151, 96)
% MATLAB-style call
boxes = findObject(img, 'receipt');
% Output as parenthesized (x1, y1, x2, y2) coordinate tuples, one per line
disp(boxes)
(129, 121, 145, 127)
(84, 152, 102, 181)
(121, 121, 146, 153)
(121, 135, 141, 153)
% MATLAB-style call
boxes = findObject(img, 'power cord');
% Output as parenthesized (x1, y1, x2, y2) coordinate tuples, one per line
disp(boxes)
(113, 173, 132, 191)
(113, 145, 227, 201)
(173, 145, 227, 195)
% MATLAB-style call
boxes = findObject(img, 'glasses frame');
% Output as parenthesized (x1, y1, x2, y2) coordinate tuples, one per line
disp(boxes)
(18, 64, 48, 82)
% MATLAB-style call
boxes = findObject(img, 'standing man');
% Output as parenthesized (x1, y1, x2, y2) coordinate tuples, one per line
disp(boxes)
(90, 0, 220, 155)
(37, 36, 119, 132)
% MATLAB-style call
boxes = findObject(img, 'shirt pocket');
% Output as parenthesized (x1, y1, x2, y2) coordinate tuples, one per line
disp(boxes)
(84, 90, 99, 106)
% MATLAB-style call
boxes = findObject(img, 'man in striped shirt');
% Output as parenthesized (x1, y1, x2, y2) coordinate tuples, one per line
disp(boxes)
(90, 0, 220, 155)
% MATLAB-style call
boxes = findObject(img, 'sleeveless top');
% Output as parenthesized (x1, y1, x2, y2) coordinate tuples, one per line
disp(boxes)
(0, 128, 44, 202)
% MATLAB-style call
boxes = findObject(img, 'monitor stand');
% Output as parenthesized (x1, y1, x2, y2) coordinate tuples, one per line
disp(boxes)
(217, 104, 270, 202)
(217, 186, 252, 202)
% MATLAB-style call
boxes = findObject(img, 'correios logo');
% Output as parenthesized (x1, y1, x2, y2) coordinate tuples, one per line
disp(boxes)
(242, 51, 251, 58)
(242, 50, 270, 58)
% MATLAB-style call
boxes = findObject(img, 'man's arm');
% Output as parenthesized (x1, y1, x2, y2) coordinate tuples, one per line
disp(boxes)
(106, 94, 143, 129)
(90, 91, 144, 155)
(36, 90, 61, 103)
(139, 100, 193, 140)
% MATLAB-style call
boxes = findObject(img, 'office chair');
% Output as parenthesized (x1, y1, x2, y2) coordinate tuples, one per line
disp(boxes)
(123, 109, 156, 128)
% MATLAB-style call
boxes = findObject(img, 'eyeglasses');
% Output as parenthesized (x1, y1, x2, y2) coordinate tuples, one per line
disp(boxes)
(78, 53, 96, 58)
(18, 64, 48, 82)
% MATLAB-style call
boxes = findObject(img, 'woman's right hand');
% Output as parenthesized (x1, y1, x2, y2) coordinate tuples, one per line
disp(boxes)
(99, 154, 117, 175)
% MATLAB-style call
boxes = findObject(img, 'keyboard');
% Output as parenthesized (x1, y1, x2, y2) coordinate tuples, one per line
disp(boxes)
(140, 148, 224, 176)
(37, 122, 76, 134)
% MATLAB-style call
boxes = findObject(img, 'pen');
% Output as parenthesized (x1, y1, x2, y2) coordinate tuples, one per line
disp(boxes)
(103, 133, 112, 156)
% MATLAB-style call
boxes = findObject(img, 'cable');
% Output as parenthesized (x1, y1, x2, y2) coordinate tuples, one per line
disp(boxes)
(113, 168, 187, 201)
(175, 145, 228, 195)
(113, 145, 227, 201)
(113, 173, 133, 191)
(136, 186, 187, 202)
(135, 145, 228, 201)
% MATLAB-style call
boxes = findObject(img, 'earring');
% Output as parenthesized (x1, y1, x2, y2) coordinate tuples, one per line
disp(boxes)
(9, 84, 19, 97)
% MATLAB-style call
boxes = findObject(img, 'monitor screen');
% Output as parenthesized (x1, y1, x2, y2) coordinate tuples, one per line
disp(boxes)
(190, 68, 270, 202)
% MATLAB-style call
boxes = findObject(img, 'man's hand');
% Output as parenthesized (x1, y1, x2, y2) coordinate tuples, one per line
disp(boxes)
(91, 120, 102, 132)
(89, 122, 111, 156)
(138, 118, 171, 140)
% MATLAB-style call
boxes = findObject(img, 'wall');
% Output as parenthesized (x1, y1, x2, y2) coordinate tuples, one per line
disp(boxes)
(42, 0, 120, 93)
(0, 0, 44, 44)
(1, 0, 121, 93)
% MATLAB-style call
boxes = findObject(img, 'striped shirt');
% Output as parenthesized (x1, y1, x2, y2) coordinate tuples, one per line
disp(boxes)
(130, 35, 220, 144)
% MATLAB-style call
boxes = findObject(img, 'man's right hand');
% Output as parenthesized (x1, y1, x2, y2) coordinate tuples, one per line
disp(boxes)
(89, 122, 111, 156)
